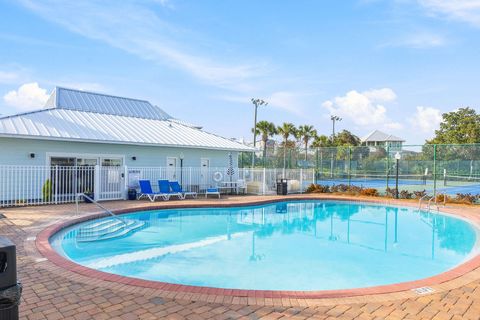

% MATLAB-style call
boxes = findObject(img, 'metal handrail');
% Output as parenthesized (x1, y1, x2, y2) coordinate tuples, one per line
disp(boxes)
(427, 196, 438, 211)
(75, 193, 126, 226)
(418, 194, 431, 210)
(419, 192, 446, 212)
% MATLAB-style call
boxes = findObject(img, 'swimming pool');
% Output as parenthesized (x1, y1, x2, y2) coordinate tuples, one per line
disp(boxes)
(50, 200, 479, 291)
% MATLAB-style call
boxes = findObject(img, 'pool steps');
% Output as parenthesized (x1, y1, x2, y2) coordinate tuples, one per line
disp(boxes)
(76, 218, 146, 242)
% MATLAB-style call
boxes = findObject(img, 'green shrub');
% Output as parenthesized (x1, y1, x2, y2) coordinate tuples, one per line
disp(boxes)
(331, 184, 349, 193)
(454, 193, 476, 204)
(42, 179, 52, 201)
(385, 187, 396, 198)
(399, 190, 413, 199)
(435, 193, 450, 203)
(360, 188, 379, 197)
(306, 184, 330, 193)
(413, 190, 427, 199)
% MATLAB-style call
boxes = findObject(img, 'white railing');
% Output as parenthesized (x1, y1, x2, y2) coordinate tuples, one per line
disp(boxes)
(0, 165, 315, 207)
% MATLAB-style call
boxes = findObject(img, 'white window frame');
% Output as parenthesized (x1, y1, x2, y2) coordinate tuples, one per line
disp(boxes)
(46, 152, 125, 167)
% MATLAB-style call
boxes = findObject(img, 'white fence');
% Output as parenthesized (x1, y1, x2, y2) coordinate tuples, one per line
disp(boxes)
(0, 165, 315, 207)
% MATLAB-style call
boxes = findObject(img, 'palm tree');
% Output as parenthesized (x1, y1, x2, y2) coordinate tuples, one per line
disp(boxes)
(298, 125, 317, 161)
(277, 122, 296, 169)
(311, 134, 331, 148)
(252, 121, 277, 163)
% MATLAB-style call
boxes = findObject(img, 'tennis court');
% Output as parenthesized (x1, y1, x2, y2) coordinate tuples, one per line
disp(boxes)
(316, 174, 480, 195)
(437, 175, 480, 194)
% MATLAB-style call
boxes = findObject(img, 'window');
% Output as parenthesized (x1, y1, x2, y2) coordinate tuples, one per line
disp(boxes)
(102, 158, 122, 166)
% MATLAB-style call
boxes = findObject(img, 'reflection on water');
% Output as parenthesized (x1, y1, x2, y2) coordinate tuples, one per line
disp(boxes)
(52, 200, 478, 291)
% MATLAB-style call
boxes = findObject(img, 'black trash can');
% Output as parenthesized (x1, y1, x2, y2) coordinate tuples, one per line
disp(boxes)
(0, 237, 21, 320)
(127, 188, 137, 201)
(276, 179, 288, 195)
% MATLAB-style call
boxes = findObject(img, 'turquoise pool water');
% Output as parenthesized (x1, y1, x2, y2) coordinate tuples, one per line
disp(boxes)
(50, 201, 479, 291)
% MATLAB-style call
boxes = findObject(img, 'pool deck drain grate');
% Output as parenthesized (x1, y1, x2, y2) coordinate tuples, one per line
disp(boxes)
(412, 286, 435, 295)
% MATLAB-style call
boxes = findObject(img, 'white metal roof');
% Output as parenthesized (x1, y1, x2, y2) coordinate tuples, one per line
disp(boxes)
(0, 87, 252, 151)
(48, 87, 173, 120)
(361, 130, 405, 142)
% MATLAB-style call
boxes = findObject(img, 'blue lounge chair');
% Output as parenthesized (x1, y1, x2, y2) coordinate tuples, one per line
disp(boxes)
(138, 180, 169, 202)
(158, 180, 183, 200)
(169, 181, 197, 199)
(205, 187, 221, 198)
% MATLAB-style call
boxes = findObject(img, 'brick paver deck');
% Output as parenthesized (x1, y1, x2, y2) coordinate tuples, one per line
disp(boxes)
(2, 194, 480, 319)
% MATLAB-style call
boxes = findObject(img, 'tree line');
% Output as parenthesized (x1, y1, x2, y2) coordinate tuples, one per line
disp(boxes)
(250, 107, 480, 167)
(252, 121, 362, 167)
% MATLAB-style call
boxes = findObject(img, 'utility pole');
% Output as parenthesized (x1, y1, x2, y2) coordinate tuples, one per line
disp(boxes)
(251, 98, 268, 167)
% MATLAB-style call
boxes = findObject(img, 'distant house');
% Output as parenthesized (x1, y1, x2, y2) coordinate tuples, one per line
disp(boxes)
(361, 130, 405, 151)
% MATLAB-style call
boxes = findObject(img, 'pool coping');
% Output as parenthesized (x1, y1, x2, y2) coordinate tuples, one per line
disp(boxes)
(36, 196, 480, 300)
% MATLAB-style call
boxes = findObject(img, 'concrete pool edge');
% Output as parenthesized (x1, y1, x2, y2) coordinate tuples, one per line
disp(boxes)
(36, 195, 480, 301)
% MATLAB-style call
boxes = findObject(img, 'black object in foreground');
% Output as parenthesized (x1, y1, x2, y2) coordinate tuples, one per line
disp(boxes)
(0, 237, 21, 320)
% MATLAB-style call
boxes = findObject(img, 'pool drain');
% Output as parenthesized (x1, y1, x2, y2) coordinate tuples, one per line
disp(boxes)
(412, 287, 435, 295)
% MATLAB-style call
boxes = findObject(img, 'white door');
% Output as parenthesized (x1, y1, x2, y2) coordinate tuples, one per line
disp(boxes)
(200, 158, 210, 188)
(167, 157, 178, 180)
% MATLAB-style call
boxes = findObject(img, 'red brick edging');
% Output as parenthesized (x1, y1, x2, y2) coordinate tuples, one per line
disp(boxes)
(35, 197, 480, 300)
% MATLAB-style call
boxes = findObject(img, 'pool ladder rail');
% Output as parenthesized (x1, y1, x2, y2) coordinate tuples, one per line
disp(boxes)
(418, 193, 446, 212)
(75, 193, 145, 242)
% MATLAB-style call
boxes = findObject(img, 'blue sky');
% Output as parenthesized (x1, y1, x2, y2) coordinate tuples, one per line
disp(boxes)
(1, 0, 480, 144)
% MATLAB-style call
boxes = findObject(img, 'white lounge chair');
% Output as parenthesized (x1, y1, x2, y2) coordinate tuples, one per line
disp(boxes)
(205, 187, 221, 198)
(236, 179, 246, 194)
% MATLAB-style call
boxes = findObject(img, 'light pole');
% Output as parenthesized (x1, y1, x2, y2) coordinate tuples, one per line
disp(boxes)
(395, 152, 401, 199)
(251, 98, 268, 167)
(330, 115, 341, 141)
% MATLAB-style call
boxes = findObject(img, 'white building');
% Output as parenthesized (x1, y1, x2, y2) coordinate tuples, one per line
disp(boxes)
(0, 87, 252, 167)
(0, 87, 253, 203)
(361, 130, 405, 151)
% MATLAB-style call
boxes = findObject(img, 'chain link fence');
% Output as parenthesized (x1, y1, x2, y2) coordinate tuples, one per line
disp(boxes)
(240, 143, 480, 198)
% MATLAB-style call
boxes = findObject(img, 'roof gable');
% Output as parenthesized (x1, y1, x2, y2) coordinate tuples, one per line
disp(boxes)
(49, 87, 173, 121)
(361, 130, 404, 142)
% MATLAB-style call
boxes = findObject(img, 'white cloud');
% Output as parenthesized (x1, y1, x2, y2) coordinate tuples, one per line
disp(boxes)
(382, 32, 447, 49)
(363, 88, 397, 102)
(18, 0, 266, 92)
(419, 0, 480, 27)
(322, 88, 401, 129)
(3, 82, 49, 111)
(410, 106, 443, 134)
